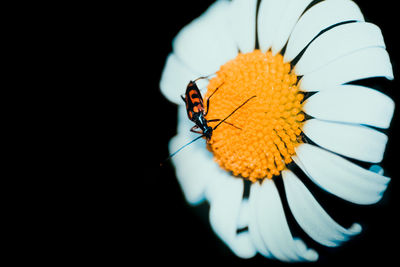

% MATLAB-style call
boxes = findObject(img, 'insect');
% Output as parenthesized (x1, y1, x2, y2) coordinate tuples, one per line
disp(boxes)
(161, 77, 256, 164)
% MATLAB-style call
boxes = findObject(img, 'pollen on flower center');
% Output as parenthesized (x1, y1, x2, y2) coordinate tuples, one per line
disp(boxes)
(205, 50, 304, 182)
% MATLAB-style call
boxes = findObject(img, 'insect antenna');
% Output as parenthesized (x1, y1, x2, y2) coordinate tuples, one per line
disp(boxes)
(213, 95, 257, 130)
(194, 75, 217, 95)
(193, 73, 215, 82)
(160, 134, 205, 166)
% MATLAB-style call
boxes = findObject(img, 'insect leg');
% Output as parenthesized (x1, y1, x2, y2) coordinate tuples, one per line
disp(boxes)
(190, 125, 204, 134)
(193, 74, 214, 83)
(204, 82, 225, 116)
(207, 119, 242, 130)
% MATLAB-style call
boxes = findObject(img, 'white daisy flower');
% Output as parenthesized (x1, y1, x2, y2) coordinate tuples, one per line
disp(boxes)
(159, 0, 394, 262)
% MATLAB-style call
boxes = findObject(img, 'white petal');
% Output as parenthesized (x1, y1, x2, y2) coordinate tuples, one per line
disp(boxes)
(228, 0, 258, 53)
(209, 175, 256, 258)
(169, 134, 214, 205)
(282, 170, 362, 247)
(237, 198, 250, 229)
(271, 0, 313, 55)
(294, 22, 385, 75)
(303, 84, 395, 129)
(299, 47, 393, 92)
(160, 54, 202, 104)
(177, 105, 191, 135)
(257, 0, 312, 54)
(257, 0, 288, 52)
(232, 233, 257, 259)
(170, 106, 221, 205)
(255, 179, 318, 262)
(294, 144, 391, 205)
(248, 183, 272, 258)
(284, 0, 364, 62)
(173, 0, 237, 75)
(303, 119, 388, 163)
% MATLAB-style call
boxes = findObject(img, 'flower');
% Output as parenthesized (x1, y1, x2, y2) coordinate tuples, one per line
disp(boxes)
(159, 0, 394, 262)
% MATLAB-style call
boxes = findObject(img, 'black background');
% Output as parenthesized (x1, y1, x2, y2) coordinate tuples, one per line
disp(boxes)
(133, 0, 400, 265)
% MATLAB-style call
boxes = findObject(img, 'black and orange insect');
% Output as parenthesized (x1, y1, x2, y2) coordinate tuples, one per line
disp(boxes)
(162, 77, 256, 164)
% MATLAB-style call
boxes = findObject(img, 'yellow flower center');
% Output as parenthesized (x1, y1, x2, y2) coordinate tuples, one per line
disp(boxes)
(205, 50, 304, 182)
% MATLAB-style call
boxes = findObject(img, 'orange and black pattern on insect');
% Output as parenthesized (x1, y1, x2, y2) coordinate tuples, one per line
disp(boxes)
(181, 81, 205, 121)
(180, 79, 215, 140)
(181, 77, 256, 142)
